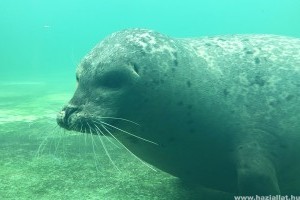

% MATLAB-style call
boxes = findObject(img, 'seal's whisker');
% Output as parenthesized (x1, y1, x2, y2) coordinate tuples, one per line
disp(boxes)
(94, 124, 120, 149)
(58, 127, 69, 156)
(101, 124, 157, 172)
(36, 124, 61, 157)
(80, 123, 83, 133)
(36, 134, 50, 157)
(83, 120, 88, 146)
(53, 131, 63, 155)
(93, 124, 121, 171)
(87, 122, 100, 171)
(97, 117, 140, 126)
(100, 121, 158, 145)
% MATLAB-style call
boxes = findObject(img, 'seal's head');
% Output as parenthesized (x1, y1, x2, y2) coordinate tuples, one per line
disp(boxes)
(57, 28, 180, 140)
(57, 28, 207, 179)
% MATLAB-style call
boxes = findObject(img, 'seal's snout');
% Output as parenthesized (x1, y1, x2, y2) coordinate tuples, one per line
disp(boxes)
(56, 105, 78, 130)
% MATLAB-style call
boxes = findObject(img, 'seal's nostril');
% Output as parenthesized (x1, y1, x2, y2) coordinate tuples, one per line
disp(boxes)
(64, 106, 78, 120)
(57, 105, 79, 129)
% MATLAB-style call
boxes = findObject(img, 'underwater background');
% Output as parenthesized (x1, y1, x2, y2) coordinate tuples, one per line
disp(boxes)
(1, 0, 300, 199)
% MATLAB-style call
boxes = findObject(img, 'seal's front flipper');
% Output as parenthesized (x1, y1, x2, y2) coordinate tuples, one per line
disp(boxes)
(236, 142, 280, 195)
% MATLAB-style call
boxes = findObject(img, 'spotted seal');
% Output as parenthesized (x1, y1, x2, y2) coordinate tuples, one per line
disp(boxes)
(57, 29, 300, 195)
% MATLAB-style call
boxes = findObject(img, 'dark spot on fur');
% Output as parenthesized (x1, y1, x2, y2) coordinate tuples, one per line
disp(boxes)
(173, 51, 178, 58)
(187, 80, 191, 88)
(187, 104, 193, 109)
(285, 94, 294, 101)
(269, 101, 275, 107)
(223, 89, 229, 96)
(254, 57, 260, 65)
(254, 75, 266, 86)
(177, 101, 184, 106)
(153, 44, 160, 48)
(141, 37, 147, 43)
(145, 46, 151, 52)
(244, 48, 254, 54)
(140, 50, 146, 56)
(174, 59, 178, 66)
(291, 81, 300, 87)
(269, 100, 280, 107)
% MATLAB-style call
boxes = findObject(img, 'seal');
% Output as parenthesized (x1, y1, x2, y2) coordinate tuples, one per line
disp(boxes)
(57, 29, 300, 195)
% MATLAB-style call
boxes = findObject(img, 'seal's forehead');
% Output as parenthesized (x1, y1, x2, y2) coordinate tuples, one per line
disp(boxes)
(100, 29, 177, 55)
(122, 29, 158, 49)
(122, 29, 177, 54)
(76, 29, 177, 76)
(79, 29, 154, 64)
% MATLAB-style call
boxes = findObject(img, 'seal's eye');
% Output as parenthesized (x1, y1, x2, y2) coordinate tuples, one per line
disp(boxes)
(100, 71, 129, 89)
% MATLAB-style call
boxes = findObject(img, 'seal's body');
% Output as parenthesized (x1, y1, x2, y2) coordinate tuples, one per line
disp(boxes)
(57, 29, 300, 195)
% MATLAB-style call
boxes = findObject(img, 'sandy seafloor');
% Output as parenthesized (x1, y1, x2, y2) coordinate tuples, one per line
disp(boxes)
(0, 81, 231, 200)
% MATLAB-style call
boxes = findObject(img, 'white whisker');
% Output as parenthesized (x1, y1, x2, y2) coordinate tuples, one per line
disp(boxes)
(83, 121, 88, 146)
(93, 124, 120, 171)
(36, 124, 60, 157)
(100, 121, 158, 145)
(87, 122, 100, 172)
(80, 124, 83, 133)
(101, 124, 157, 172)
(94, 124, 120, 149)
(97, 117, 140, 126)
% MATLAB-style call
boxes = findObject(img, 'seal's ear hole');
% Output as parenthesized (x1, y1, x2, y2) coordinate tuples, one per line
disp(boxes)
(100, 71, 129, 89)
(133, 64, 139, 75)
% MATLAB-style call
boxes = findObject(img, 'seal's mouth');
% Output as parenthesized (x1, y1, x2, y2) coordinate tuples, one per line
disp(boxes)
(56, 105, 121, 136)
(57, 105, 158, 146)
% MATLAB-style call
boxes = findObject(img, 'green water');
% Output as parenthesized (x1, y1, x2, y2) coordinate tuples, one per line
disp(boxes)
(1, 0, 300, 199)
